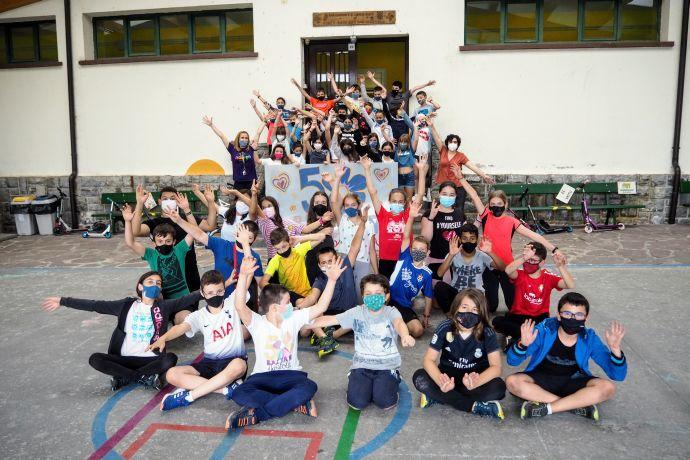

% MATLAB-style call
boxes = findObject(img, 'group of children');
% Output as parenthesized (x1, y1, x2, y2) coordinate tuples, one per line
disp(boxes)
(41, 75, 628, 429)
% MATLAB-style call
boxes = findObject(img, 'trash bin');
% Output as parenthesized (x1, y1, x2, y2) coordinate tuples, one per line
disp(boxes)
(10, 195, 36, 235)
(31, 194, 59, 235)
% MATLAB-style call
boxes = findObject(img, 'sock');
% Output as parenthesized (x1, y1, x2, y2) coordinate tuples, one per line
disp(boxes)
(185, 393, 195, 403)
(546, 403, 553, 415)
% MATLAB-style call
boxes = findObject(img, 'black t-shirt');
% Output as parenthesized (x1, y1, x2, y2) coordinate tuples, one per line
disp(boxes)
(535, 337, 579, 376)
(430, 320, 499, 378)
(144, 216, 202, 291)
(423, 207, 466, 259)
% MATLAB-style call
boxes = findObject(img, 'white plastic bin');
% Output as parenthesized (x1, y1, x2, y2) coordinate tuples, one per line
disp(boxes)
(10, 195, 36, 235)
(31, 195, 59, 235)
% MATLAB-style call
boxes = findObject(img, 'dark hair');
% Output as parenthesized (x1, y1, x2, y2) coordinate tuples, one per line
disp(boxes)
(392, 80, 403, 88)
(307, 191, 333, 226)
(316, 87, 326, 94)
(317, 246, 337, 260)
(439, 181, 457, 195)
(340, 138, 358, 162)
(152, 223, 176, 240)
(364, 101, 373, 109)
(271, 144, 291, 164)
(136, 270, 161, 297)
(449, 288, 490, 341)
(416, 90, 427, 98)
(388, 187, 408, 203)
(276, 97, 286, 104)
(458, 223, 479, 239)
(373, 85, 383, 92)
(274, 125, 287, 137)
(444, 134, 461, 148)
(527, 241, 547, 261)
(260, 196, 284, 229)
(200, 270, 224, 289)
(381, 141, 395, 154)
(160, 186, 178, 195)
(347, 84, 358, 91)
(360, 274, 390, 295)
(269, 227, 290, 246)
(558, 292, 590, 314)
(224, 189, 250, 224)
(258, 283, 289, 314)
(242, 220, 260, 239)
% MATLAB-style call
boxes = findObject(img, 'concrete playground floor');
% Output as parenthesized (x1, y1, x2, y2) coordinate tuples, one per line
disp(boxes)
(1, 224, 689, 459)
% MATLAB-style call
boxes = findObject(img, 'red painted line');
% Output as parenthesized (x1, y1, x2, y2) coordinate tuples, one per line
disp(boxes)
(88, 353, 205, 460)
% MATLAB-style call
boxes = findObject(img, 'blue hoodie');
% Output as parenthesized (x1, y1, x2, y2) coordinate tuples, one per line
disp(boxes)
(507, 317, 627, 381)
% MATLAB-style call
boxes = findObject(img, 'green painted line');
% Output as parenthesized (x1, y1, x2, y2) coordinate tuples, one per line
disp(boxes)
(334, 407, 361, 460)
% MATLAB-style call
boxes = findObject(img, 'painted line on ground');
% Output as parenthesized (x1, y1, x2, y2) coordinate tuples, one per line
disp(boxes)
(334, 407, 361, 460)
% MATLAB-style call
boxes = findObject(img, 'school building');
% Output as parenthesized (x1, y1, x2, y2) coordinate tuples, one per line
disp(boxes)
(1, 0, 689, 231)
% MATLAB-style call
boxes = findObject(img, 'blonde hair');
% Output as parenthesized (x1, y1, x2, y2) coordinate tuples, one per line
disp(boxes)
(488, 190, 508, 207)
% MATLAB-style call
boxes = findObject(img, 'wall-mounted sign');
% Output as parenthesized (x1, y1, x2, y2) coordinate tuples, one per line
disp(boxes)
(313, 11, 396, 27)
(617, 181, 637, 194)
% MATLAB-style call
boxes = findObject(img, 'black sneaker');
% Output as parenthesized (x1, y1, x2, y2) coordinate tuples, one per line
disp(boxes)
(110, 376, 132, 392)
(138, 374, 163, 391)
(225, 406, 258, 430)
(521, 401, 549, 419)
(317, 335, 338, 358)
(570, 404, 600, 421)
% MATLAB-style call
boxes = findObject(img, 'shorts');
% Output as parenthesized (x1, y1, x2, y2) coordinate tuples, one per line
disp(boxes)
(192, 356, 248, 380)
(524, 371, 595, 398)
(398, 171, 415, 188)
(392, 303, 419, 323)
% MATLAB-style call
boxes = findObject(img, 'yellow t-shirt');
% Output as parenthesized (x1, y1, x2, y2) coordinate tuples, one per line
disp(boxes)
(265, 242, 312, 297)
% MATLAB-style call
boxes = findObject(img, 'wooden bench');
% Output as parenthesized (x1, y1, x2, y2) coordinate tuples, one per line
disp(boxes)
(493, 182, 645, 224)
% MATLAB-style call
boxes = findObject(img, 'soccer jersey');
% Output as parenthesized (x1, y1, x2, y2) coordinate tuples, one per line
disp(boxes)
(389, 248, 433, 309)
(184, 298, 246, 360)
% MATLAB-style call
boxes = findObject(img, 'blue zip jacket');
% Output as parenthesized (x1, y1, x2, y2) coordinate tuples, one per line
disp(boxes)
(506, 317, 627, 381)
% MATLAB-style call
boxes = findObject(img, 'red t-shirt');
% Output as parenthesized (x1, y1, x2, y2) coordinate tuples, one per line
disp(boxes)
(435, 147, 469, 186)
(376, 206, 412, 261)
(480, 208, 522, 265)
(309, 96, 336, 113)
(510, 269, 563, 316)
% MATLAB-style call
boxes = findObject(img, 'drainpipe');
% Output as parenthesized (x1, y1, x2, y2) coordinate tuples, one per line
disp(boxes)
(669, 0, 690, 224)
(64, 0, 79, 226)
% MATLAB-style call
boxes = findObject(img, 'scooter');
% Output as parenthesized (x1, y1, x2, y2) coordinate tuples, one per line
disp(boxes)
(578, 181, 625, 233)
(82, 197, 121, 239)
(518, 188, 573, 235)
(52, 186, 87, 235)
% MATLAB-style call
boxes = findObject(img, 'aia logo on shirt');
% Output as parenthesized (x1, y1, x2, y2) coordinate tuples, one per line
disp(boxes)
(212, 322, 234, 341)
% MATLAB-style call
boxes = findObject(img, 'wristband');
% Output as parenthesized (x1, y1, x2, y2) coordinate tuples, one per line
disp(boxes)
(552, 246, 559, 254)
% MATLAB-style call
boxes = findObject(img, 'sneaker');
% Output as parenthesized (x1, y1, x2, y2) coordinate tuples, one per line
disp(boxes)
(317, 336, 338, 358)
(110, 376, 132, 392)
(138, 374, 163, 391)
(472, 401, 505, 420)
(293, 399, 318, 417)
(309, 333, 321, 347)
(225, 406, 258, 430)
(161, 389, 192, 411)
(521, 401, 549, 419)
(324, 326, 336, 337)
(225, 378, 244, 400)
(419, 393, 438, 409)
(570, 404, 600, 421)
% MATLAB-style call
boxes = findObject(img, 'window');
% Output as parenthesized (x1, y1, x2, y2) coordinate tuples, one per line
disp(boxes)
(464, 0, 661, 44)
(0, 21, 58, 64)
(93, 8, 254, 59)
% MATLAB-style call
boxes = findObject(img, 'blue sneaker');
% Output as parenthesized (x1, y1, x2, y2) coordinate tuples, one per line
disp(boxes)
(225, 378, 244, 400)
(160, 389, 191, 411)
(472, 401, 505, 420)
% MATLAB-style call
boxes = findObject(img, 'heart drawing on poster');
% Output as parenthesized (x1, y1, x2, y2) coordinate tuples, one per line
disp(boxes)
(272, 173, 290, 192)
(374, 168, 389, 182)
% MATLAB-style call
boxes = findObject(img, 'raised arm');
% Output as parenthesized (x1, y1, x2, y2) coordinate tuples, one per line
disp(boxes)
(235, 255, 259, 326)
(197, 186, 217, 232)
(202, 115, 230, 148)
(456, 171, 486, 216)
(421, 200, 438, 242)
(167, 208, 209, 246)
(290, 77, 312, 101)
(360, 156, 382, 213)
(553, 252, 575, 289)
(478, 237, 505, 272)
(308, 257, 347, 320)
(409, 79, 436, 95)
(122, 204, 147, 257)
(428, 118, 444, 148)
(251, 121, 266, 151)
(358, 74, 373, 103)
(132, 184, 152, 237)
(347, 206, 369, 266)
(327, 72, 340, 95)
(326, 162, 345, 221)
(464, 160, 495, 185)
(366, 71, 387, 98)
(437, 234, 460, 278)
(252, 89, 273, 111)
(249, 99, 267, 123)
(401, 201, 421, 252)
(515, 224, 562, 255)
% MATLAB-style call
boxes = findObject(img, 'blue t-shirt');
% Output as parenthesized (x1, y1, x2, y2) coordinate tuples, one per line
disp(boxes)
(312, 258, 357, 313)
(389, 248, 433, 308)
(206, 236, 264, 298)
(395, 148, 415, 168)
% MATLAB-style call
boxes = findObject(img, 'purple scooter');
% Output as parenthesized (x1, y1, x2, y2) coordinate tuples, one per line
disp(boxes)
(578, 180, 625, 233)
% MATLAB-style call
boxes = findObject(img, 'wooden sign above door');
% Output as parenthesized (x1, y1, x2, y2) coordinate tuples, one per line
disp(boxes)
(313, 10, 396, 27)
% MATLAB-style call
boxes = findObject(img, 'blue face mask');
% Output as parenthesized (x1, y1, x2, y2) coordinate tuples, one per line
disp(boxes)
(399, 143, 409, 150)
(376, 119, 385, 125)
(142, 284, 161, 299)
(351, 92, 360, 99)
(277, 103, 285, 109)
(369, 141, 378, 149)
(344, 207, 358, 218)
(363, 294, 386, 311)
(238, 140, 249, 148)
(281, 302, 294, 320)
(439, 196, 456, 208)
(390, 203, 405, 214)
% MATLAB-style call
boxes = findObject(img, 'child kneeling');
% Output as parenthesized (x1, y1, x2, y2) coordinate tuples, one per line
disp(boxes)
(412, 288, 506, 419)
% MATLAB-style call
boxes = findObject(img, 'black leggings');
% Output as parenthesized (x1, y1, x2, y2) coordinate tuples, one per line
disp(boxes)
(492, 313, 549, 340)
(89, 352, 178, 380)
(379, 259, 398, 279)
(412, 368, 506, 412)
(433, 281, 458, 313)
(454, 185, 467, 212)
(482, 269, 515, 313)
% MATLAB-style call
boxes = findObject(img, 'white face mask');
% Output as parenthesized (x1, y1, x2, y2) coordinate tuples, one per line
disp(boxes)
(236, 201, 250, 215)
(448, 142, 459, 152)
(313, 143, 323, 150)
(276, 134, 286, 141)
(161, 199, 178, 212)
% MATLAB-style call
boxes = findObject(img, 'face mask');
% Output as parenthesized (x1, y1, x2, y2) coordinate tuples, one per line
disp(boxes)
(363, 294, 386, 311)
(161, 199, 177, 213)
(376, 119, 385, 125)
(419, 121, 427, 128)
(351, 92, 360, 99)
(276, 103, 285, 109)
(344, 207, 358, 218)
(313, 143, 323, 150)
(293, 151, 302, 157)
(274, 152, 284, 160)
(236, 201, 250, 215)
(399, 143, 409, 150)
(382, 150, 393, 157)
(338, 114, 347, 121)
(205, 294, 224, 308)
(319, 264, 332, 274)
(343, 146, 353, 153)
(374, 96, 382, 101)
(391, 89, 400, 95)
(278, 247, 292, 258)
(276, 134, 286, 141)
(343, 123, 353, 131)
(317, 95, 326, 101)
(456, 311, 480, 329)
(313, 204, 328, 216)
(411, 249, 427, 263)
(461, 242, 477, 253)
(369, 140, 378, 149)
(489, 205, 505, 217)
(155, 244, 174, 256)
(263, 206, 276, 218)
(560, 317, 585, 335)
(448, 142, 459, 152)
(390, 203, 405, 214)
(281, 302, 294, 319)
(522, 261, 541, 274)
(239, 140, 249, 148)
(418, 99, 426, 106)
(439, 196, 455, 208)
(142, 284, 161, 299)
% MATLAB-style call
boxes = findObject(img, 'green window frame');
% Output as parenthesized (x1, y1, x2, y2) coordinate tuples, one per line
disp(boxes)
(93, 8, 254, 59)
(0, 20, 58, 64)
(465, 0, 661, 45)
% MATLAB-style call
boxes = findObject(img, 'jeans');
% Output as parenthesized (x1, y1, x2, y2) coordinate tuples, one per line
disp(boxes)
(347, 368, 401, 410)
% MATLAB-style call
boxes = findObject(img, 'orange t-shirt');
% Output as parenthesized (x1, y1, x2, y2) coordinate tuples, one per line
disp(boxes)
(309, 97, 336, 113)
(435, 147, 469, 186)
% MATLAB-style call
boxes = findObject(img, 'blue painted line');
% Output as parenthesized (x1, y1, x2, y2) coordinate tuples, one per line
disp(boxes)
(553, 263, 690, 268)
(91, 384, 136, 459)
(209, 429, 243, 460)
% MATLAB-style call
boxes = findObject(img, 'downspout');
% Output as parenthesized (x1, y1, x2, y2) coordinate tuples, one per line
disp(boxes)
(64, 0, 79, 226)
(669, 0, 690, 224)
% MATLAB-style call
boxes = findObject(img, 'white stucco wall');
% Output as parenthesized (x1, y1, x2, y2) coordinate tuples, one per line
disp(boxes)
(1, 0, 689, 176)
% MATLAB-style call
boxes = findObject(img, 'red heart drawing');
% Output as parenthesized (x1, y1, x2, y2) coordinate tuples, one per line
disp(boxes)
(272, 173, 290, 192)
(442, 230, 456, 242)
(374, 168, 389, 182)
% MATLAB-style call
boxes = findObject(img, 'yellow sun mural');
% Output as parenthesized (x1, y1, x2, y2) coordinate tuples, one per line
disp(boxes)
(186, 159, 225, 175)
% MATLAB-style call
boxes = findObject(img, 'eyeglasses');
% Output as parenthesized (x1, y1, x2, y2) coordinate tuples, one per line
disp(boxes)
(560, 311, 586, 320)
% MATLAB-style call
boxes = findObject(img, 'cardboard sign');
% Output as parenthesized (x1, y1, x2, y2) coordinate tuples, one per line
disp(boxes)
(617, 181, 637, 194)
(556, 184, 576, 204)
(264, 163, 398, 223)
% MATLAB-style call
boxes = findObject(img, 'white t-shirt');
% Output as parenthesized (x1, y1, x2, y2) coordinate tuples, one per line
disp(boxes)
(121, 300, 156, 357)
(220, 214, 250, 242)
(246, 308, 311, 375)
(337, 215, 375, 263)
(415, 126, 432, 158)
(184, 298, 246, 360)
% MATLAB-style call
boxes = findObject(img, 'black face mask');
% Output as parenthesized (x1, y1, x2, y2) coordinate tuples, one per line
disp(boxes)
(391, 89, 400, 95)
(317, 95, 325, 101)
(461, 242, 477, 253)
(489, 205, 505, 217)
(205, 295, 224, 308)
(338, 114, 347, 121)
(342, 146, 353, 153)
(456, 312, 480, 329)
(155, 244, 174, 255)
(560, 317, 585, 335)
(313, 204, 328, 216)
(278, 247, 292, 258)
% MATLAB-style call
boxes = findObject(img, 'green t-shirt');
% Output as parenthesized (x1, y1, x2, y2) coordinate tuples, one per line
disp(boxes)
(143, 240, 191, 299)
